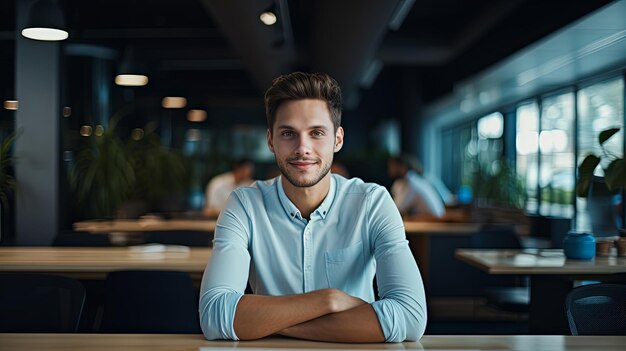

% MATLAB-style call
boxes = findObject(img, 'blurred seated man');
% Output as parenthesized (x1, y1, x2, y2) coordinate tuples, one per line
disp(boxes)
(387, 155, 445, 220)
(203, 159, 254, 217)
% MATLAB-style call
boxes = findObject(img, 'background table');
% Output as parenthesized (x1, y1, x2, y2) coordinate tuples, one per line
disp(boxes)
(1, 334, 625, 351)
(455, 249, 626, 334)
(74, 218, 217, 233)
(0, 247, 212, 282)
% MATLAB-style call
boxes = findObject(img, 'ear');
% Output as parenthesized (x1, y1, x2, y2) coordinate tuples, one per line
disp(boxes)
(334, 126, 344, 153)
(267, 129, 275, 153)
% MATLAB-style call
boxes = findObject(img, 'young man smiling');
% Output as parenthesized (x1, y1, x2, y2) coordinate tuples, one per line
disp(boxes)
(199, 72, 427, 342)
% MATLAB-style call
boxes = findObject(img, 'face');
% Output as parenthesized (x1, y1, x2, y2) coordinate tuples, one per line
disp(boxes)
(267, 99, 343, 188)
(234, 163, 253, 183)
(387, 160, 405, 180)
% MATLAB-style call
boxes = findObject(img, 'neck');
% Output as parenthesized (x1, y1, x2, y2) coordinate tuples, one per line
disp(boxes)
(281, 173, 331, 220)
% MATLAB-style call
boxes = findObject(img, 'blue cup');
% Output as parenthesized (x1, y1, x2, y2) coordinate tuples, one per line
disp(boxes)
(563, 231, 596, 259)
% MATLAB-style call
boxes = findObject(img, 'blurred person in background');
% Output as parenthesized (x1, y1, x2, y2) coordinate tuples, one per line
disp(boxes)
(203, 159, 254, 217)
(387, 154, 446, 220)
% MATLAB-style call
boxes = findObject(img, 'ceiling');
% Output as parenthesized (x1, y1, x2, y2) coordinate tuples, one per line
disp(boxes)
(0, 0, 616, 125)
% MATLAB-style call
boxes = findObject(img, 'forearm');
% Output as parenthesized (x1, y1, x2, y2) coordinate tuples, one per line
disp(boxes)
(234, 288, 358, 340)
(279, 304, 385, 343)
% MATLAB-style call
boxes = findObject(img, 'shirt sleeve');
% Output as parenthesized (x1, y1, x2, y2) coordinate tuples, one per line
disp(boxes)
(368, 186, 427, 342)
(199, 191, 250, 340)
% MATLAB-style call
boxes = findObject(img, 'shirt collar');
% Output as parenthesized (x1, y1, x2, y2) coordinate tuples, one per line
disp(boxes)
(276, 175, 336, 221)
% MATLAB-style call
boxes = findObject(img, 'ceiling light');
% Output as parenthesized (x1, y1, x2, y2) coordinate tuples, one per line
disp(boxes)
(187, 109, 207, 122)
(80, 125, 93, 137)
(260, 11, 277, 25)
(3, 100, 18, 110)
(162, 97, 187, 109)
(115, 46, 149, 86)
(115, 74, 149, 86)
(21, 0, 69, 41)
(131, 128, 144, 141)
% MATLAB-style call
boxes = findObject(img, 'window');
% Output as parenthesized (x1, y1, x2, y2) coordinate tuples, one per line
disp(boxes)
(516, 102, 540, 213)
(576, 77, 624, 230)
(539, 92, 575, 217)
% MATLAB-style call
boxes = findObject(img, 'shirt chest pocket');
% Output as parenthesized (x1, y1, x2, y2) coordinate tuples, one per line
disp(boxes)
(324, 241, 364, 290)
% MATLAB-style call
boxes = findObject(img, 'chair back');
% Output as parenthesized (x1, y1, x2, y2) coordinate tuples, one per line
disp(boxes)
(144, 231, 212, 247)
(0, 273, 86, 332)
(103, 270, 201, 333)
(566, 283, 626, 335)
(52, 230, 113, 247)
(471, 224, 522, 249)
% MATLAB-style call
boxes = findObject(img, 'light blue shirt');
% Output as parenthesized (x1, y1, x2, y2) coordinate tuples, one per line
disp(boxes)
(199, 174, 427, 342)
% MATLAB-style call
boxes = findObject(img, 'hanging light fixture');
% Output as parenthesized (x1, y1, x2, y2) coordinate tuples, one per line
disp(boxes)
(21, 0, 69, 41)
(115, 46, 149, 86)
(260, 2, 278, 26)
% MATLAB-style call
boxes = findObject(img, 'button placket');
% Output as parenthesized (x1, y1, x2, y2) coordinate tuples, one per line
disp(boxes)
(303, 225, 313, 292)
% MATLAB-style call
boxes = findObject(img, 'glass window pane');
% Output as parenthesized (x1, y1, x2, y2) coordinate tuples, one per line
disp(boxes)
(516, 101, 539, 213)
(576, 77, 624, 232)
(539, 92, 575, 217)
(577, 78, 624, 174)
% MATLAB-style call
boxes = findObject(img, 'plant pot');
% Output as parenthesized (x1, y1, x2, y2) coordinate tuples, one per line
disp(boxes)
(563, 231, 596, 259)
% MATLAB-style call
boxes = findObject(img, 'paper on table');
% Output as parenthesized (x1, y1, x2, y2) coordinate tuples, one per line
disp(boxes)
(129, 243, 191, 253)
(199, 348, 476, 351)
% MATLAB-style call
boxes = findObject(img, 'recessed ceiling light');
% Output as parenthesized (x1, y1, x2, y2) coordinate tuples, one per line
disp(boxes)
(162, 97, 187, 109)
(3, 100, 18, 110)
(260, 11, 277, 25)
(187, 109, 207, 122)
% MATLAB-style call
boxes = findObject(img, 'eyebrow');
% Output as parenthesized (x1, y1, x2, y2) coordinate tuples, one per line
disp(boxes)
(276, 125, 330, 131)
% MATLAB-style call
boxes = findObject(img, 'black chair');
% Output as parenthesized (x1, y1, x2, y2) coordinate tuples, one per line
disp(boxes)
(0, 273, 86, 332)
(143, 231, 212, 247)
(565, 283, 626, 335)
(471, 224, 530, 313)
(103, 270, 201, 333)
(52, 230, 113, 247)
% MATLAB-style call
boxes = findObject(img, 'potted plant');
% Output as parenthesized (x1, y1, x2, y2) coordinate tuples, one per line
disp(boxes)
(576, 127, 625, 196)
(69, 110, 187, 219)
(576, 127, 624, 238)
(0, 131, 17, 240)
(69, 115, 135, 219)
(465, 156, 528, 224)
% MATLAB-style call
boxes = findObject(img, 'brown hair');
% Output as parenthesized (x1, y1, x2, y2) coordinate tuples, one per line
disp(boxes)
(264, 72, 342, 132)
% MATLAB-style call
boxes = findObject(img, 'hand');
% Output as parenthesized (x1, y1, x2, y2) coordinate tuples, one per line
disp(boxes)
(324, 288, 367, 313)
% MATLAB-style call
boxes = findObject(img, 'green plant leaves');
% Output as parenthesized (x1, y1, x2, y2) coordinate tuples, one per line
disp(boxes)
(0, 131, 18, 208)
(605, 158, 626, 191)
(69, 108, 187, 218)
(598, 127, 620, 146)
(576, 127, 624, 198)
(576, 154, 600, 197)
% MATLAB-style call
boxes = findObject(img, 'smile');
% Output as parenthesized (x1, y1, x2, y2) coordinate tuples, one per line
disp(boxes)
(289, 160, 317, 170)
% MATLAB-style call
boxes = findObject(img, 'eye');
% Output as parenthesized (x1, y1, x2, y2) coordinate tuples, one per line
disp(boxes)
(311, 130, 325, 137)
(281, 130, 294, 137)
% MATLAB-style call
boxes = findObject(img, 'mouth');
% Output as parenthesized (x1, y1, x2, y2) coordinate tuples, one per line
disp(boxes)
(288, 159, 318, 171)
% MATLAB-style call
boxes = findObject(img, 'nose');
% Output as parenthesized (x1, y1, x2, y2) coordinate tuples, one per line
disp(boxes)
(294, 135, 311, 156)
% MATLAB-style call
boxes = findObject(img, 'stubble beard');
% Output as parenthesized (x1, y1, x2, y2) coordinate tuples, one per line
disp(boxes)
(276, 155, 332, 188)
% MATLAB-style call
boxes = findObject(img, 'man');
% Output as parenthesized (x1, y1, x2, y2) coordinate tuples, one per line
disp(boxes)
(199, 72, 426, 342)
(387, 155, 446, 220)
(203, 159, 254, 217)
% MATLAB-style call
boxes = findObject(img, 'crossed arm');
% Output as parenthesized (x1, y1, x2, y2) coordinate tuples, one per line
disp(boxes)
(233, 289, 384, 342)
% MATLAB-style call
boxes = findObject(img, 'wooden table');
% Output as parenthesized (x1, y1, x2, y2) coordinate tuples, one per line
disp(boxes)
(74, 219, 481, 235)
(455, 249, 626, 334)
(1, 334, 625, 351)
(74, 218, 218, 233)
(0, 247, 212, 282)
